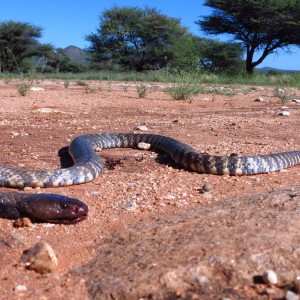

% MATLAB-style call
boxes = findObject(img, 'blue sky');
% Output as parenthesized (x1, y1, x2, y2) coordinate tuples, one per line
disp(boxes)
(1, 0, 299, 70)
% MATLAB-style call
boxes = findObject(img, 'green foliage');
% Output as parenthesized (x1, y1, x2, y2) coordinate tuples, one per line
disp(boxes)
(1, 70, 299, 88)
(198, 39, 244, 75)
(136, 84, 148, 98)
(86, 6, 188, 72)
(170, 34, 201, 71)
(37, 48, 87, 73)
(197, 0, 300, 74)
(165, 73, 204, 100)
(0, 21, 53, 72)
(16, 79, 33, 96)
(75, 80, 95, 93)
(273, 87, 295, 103)
(76, 80, 88, 86)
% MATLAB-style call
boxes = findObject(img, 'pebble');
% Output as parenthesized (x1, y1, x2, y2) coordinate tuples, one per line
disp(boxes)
(30, 87, 45, 91)
(138, 142, 151, 150)
(254, 96, 265, 102)
(14, 285, 27, 292)
(292, 99, 300, 104)
(34, 108, 59, 113)
(21, 241, 58, 274)
(90, 190, 101, 195)
(122, 200, 137, 211)
(281, 106, 290, 110)
(201, 182, 213, 193)
(278, 110, 291, 116)
(286, 290, 299, 300)
(135, 125, 149, 131)
(262, 270, 278, 284)
(13, 217, 32, 228)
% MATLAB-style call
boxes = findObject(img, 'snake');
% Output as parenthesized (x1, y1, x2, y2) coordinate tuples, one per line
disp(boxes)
(1, 133, 300, 223)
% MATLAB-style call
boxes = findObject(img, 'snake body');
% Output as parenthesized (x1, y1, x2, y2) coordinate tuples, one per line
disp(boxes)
(1, 133, 300, 222)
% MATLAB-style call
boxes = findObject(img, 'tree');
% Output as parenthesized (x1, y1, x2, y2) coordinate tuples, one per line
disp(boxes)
(198, 39, 244, 74)
(0, 21, 52, 72)
(170, 35, 243, 74)
(196, 0, 300, 74)
(85, 6, 188, 71)
(42, 48, 86, 73)
(171, 34, 201, 71)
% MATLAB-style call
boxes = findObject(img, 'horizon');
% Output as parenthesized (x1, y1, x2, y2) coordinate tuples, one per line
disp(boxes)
(0, 0, 299, 71)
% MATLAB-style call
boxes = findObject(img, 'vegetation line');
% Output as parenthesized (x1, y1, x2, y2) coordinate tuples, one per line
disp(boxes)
(1, 71, 299, 88)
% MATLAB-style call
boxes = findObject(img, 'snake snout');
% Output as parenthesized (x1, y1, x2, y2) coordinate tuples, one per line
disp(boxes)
(72, 202, 88, 221)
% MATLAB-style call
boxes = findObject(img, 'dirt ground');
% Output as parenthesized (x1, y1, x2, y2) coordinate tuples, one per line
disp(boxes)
(0, 79, 300, 299)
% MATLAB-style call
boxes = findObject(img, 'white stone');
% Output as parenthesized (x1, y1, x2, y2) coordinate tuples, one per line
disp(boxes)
(137, 142, 151, 150)
(286, 290, 299, 300)
(278, 110, 290, 116)
(262, 270, 278, 284)
(135, 125, 149, 131)
(30, 87, 45, 91)
(14, 285, 27, 292)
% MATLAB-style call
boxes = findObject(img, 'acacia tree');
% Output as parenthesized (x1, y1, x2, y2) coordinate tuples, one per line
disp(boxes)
(198, 39, 244, 74)
(0, 21, 52, 72)
(85, 6, 188, 71)
(197, 0, 300, 74)
(171, 34, 243, 73)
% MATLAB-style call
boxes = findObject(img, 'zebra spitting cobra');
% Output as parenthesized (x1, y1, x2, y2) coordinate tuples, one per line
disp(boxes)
(1, 133, 300, 223)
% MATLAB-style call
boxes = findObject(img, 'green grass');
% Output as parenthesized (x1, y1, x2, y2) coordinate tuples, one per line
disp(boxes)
(16, 79, 33, 96)
(136, 84, 148, 98)
(273, 86, 296, 103)
(1, 70, 299, 88)
(164, 73, 204, 100)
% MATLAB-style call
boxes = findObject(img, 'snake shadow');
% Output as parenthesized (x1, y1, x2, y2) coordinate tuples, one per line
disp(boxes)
(58, 147, 74, 168)
(58, 147, 181, 170)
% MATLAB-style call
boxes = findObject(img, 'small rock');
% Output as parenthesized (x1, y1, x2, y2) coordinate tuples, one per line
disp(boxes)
(135, 125, 149, 131)
(286, 290, 299, 300)
(30, 87, 45, 92)
(201, 182, 213, 193)
(13, 285, 27, 292)
(11, 132, 20, 137)
(90, 191, 101, 195)
(254, 96, 265, 102)
(292, 99, 300, 104)
(21, 241, 58, 274)
(122, 200, 137, 211)
(34, 108, 58, 113)
(281, 106, 289, 110)
(13, 218, 32, 228)
(278, 111, 290, 116)
(262, 270, 278, 284)
(160, 270, 190, 290)
(137, 142, 151, 150)
(165, 194, 177, 200)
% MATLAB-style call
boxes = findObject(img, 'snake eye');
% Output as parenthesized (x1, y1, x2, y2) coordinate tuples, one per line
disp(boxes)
(60, 203, 69, 209)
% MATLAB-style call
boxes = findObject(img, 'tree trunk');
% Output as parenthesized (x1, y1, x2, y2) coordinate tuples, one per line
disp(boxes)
(245, 51, 254, 74)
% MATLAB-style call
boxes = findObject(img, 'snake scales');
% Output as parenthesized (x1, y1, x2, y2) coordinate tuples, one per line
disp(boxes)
(1, 133, 300, 222)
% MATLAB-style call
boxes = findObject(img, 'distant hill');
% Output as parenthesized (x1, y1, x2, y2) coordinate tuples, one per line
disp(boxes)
(63, 46, 90, 66)
(256, 66, 299, 74)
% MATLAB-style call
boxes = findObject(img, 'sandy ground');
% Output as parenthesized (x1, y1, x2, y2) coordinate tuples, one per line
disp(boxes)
(0, 79, 299, 299)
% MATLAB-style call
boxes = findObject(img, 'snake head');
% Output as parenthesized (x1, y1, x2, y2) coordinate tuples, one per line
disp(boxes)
(17, 194, 88, 224)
